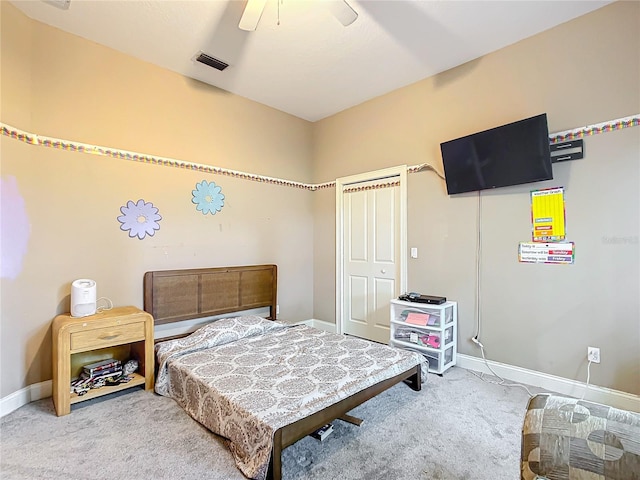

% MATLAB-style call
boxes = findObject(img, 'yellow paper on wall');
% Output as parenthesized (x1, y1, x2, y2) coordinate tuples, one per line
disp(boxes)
(531, 187, 565, 242)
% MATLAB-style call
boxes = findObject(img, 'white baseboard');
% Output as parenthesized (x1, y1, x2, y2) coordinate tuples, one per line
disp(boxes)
(3, 328, 638, 417)
(1, 380, 52, 417)
(306, 318, 337, 333)
(457, 353, 640, 413)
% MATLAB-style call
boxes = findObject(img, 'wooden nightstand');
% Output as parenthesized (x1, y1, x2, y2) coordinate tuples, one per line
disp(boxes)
(52, 306, 154, 416)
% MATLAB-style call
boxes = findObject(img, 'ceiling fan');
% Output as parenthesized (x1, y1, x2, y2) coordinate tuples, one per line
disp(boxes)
(239, 0, 358, 31)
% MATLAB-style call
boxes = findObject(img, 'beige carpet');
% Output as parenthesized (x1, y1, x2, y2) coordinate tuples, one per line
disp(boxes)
(0, 367, 541, 480)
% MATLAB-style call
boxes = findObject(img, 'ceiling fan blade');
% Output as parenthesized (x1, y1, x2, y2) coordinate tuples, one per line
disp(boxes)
(239, 0, 358, 31)
(239, 0, 268, 31)
(328, 0, 358, 26)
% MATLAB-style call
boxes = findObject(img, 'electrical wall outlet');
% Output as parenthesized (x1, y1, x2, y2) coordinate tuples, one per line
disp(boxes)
(587, 346, 600, 363)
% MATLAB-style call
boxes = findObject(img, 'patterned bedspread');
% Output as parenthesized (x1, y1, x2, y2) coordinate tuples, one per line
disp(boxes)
(155, 316, 424, 480)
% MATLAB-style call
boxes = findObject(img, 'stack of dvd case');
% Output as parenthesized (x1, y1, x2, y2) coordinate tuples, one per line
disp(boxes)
(70, 358, 125, 396)
(82, 358, 123, 380)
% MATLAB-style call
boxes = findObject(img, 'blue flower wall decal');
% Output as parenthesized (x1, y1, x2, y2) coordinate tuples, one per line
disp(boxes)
(192, 180, 225, 215)
(117, 199, 162, 239)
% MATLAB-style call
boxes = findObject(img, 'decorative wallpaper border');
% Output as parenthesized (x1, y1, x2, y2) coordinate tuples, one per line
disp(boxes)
(548, 115, 639, 143)
(2, 114, 638, 190)
(0, 124, 334, 191)
(343, 180, 401, 193)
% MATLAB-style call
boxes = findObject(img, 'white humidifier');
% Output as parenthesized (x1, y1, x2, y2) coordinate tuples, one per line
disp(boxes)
(70, 279, 97, 317)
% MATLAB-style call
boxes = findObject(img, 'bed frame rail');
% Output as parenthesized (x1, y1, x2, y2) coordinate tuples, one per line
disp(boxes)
(268, 363, 421, 480)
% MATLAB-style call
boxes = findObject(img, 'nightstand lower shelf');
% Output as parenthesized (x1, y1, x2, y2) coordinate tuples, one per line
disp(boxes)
(69, 373, 146, 404)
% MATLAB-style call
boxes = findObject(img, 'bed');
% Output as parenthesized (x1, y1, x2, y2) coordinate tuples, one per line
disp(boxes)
(144, 264, 424, 480)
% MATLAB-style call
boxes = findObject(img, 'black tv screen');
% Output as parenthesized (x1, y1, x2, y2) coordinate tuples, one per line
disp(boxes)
(440, 114, 553, 195)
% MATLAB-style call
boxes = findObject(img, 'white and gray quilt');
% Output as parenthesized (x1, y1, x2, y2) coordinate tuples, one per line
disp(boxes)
(155, 315, 424, 480)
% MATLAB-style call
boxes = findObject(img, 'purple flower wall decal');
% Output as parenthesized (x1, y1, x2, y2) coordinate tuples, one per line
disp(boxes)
(192, 180, 225, 215)
(117, 199, 162, 239)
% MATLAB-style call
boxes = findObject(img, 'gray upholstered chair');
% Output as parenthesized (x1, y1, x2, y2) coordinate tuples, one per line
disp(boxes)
(521, 394, 640, 480)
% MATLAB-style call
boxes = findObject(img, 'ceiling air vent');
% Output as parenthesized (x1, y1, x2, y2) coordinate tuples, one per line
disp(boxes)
(194, 52, 229, 71)
(43, 0, 71, 9)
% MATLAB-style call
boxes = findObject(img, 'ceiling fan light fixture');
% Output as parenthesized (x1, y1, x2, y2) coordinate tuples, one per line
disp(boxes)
(328, 0, 358, 26)
(239, 0, 268, 31)
(238, 0, 358, 31)
(43, 0, 71, 9)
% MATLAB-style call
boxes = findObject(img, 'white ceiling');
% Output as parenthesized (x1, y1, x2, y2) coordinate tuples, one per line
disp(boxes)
(12, 0, 612, 122)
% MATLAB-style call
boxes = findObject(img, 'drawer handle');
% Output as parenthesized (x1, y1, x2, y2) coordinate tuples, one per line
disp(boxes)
(99, 333, 120, 340)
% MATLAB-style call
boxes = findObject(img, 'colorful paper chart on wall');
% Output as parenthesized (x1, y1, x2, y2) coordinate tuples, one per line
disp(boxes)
(518, 242, 575, 264)
(531, 187, 566, 242)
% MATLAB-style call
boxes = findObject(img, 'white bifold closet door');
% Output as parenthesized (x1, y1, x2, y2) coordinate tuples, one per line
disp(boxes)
(342, 177, 400, 344)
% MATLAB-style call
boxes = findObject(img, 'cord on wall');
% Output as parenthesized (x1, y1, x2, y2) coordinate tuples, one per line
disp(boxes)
(96, 297, 113, 313)
(469, 341, 536, 397)
(470, 191, 538, 398)
(581, 359, 593, 400)
(413, 163, 445, 180)
(473, 191, 482, 341)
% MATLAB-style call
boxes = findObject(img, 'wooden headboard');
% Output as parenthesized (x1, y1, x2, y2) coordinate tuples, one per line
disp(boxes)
(143, 264, 277, 325)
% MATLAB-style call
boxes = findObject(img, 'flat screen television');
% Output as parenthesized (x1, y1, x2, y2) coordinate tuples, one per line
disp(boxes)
(440, 113, 553, 195)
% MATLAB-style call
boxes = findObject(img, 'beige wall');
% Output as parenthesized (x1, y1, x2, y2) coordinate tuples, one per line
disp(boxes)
(1, 1, 639, 400)
(0, 2, 314, 397)
(313, 1, 640, 395)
